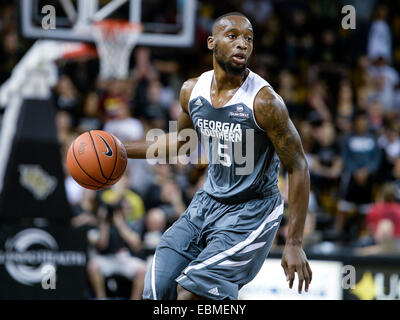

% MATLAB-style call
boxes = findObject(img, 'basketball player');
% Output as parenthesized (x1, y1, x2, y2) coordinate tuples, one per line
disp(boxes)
(123, 12, 312, 300)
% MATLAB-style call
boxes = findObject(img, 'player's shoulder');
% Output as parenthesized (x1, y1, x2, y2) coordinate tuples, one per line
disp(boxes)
(179, 77, 199, 113)
(254, 84, 286, 117)
(252, 80, 290, 131)
(181, 77, 199, 94)
(180, 69, 214, 97)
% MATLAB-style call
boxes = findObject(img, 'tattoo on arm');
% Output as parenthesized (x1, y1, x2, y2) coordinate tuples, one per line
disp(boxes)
(255, 88, 307, 172)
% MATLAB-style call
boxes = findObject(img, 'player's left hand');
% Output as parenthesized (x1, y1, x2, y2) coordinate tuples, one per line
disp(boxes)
(281, 244, 312, 294)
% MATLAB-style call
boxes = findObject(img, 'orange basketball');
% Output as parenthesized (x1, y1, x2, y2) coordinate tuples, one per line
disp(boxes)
(66, 130, 128, 190)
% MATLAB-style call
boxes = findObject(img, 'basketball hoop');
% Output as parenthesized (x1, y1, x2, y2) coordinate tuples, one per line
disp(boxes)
(92, 19, 142, 80)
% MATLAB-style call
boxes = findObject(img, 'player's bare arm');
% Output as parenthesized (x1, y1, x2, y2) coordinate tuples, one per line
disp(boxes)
(123, 78, 197, 159)
(254, 86, 312, 294)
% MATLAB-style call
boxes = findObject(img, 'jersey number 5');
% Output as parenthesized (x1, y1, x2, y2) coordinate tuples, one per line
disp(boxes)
(218, 141, 232, 167)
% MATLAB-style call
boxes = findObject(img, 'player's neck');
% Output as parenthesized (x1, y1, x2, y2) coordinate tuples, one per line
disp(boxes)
(212, 62, 248, 92)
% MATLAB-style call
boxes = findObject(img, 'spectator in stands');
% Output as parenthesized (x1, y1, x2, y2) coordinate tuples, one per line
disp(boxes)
(87, 199, 147, 300)
(310, 121, 342, 213)
(307, 81, 332, 123)
(77, 92, 102, 132)
(354, 56, 375, 111)
(145, 80, 169, 130)
(143, 164, 173, 208)
(103, 100, 144, 143)
(100, 170, 145, 223)
(53, 75, 80, 126)
(131, 47, 159, 119)
(366, 99, 383, 133)
(102, 98, 155, 198)
(391, 157, 400, 203)
(367, 183, 400, 238)
(98, 79, 131, 123)
(337, 111, 381, 240)
(336, 81, 355, 134)
(132, 207, 168, 262)
(368, 56, 399, 114)
(71, 189, 98, 228)
(277, 70, 300, 118)
(55, 110, 76, 151)
(143, 164, 187, 217)
(367, 4, 392, 63)
(297, 120, 314, 160)
(378, 120, 400, 179)
(285, 8, 314, 68)
(357, 183, 400, 255)
(0, 30, 25, 84)
(159, 179, 187, 222)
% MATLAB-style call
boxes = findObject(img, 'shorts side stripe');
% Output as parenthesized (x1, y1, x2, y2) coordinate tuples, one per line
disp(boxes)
(218, 258, 252, 267)
(176, 274, 187, 282)
(237, 241, 267, 254)
(257, 221, 280, 239)
(151, 252, 157, 300)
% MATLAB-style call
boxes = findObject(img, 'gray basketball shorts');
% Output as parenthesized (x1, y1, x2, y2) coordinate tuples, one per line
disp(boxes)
(142, 188, 283, 300)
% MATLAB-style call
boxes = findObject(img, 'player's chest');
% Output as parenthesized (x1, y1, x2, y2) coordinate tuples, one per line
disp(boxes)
(190, 97, 257, 143)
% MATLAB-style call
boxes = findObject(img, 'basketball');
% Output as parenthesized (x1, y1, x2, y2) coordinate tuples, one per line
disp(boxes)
(66, 130, 128, 190)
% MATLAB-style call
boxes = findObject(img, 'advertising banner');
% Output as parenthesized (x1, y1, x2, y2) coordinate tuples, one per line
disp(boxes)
(343, 263, 400, 300)
(0, 224, 87, 299)
(239, 259, 343, 300)
(0, 99, 72, 220)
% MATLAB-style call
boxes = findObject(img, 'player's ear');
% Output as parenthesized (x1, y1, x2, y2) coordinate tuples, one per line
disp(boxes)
(207, 36, 215, 50)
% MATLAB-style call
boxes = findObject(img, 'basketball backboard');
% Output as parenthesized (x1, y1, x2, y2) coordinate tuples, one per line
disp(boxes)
(19, 0, 197, 47)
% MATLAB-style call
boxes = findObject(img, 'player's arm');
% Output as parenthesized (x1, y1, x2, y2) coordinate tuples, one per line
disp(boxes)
(123, 78, 197, 160)
(254, 86, 312, 294)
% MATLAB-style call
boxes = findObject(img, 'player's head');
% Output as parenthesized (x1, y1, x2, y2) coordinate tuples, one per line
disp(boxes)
(208, 12, 253, 75)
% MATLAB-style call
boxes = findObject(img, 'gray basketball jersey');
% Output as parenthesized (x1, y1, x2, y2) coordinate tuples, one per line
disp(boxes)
(188, 69, 280, 203)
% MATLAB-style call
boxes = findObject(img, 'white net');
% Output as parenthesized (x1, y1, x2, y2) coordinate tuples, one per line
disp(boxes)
(92, 20, 142, 80)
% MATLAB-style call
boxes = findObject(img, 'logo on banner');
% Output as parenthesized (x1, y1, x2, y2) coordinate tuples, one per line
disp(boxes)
(0, 229, 86, 286)
(350, 270, 400, 300)
(19, 164, 57, 200)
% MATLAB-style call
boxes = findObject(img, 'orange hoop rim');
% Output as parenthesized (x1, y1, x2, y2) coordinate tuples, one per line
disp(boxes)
(93, 19, 143, 33)
(61, 43, 98, 60)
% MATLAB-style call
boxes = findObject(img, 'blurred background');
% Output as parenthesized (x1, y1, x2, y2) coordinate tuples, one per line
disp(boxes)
(0, 0, 400, 300)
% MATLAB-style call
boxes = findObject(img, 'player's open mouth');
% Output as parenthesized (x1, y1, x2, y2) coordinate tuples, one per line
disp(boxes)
(232, 54, 246, 64)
